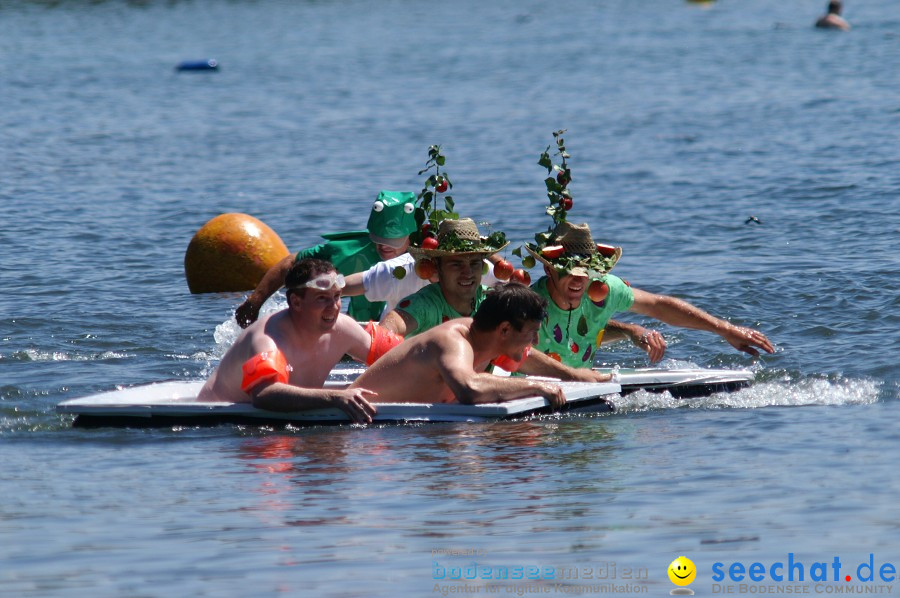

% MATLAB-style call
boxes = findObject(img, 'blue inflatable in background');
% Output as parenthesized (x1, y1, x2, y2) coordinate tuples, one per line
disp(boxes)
(175, 59, 218, 71)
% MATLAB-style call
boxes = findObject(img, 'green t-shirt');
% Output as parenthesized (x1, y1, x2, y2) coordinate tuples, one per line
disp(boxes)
(531, 274, 634, 368)
(296, 231, 384, 322)
(395, 283, 488, 338)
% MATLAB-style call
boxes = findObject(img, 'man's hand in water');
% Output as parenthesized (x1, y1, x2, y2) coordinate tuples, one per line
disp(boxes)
(722, 325, 775, 357)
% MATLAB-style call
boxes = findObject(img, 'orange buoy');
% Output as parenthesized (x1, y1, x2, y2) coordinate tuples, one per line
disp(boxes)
(184, 213, 290, 293)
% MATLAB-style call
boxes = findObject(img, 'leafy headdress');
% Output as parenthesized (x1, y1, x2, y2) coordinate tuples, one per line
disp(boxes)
(516, 130, 621, 279)
(400, 146, 508, 278)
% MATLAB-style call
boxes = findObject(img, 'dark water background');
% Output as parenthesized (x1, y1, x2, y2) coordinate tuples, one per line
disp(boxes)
(1, 0, 898, 595)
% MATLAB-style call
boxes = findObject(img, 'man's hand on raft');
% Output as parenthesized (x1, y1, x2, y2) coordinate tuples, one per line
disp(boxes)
(567, 369, 614, 383)
(332, 388, 378, 424)
(536, 381, 567, 410)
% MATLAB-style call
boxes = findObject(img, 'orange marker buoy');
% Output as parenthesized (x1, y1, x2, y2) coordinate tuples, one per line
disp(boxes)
(184, 213, 290, 293)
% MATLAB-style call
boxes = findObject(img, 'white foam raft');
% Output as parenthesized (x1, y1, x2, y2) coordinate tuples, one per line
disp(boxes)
(56, 368, 752, 428)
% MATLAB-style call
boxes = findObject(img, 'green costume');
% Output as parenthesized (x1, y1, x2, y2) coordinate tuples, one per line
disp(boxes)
(395, 283, 488, 337)
(296, 190, 417, 322)
(531, 274, 634, 368)
(296, 231, 384, 322)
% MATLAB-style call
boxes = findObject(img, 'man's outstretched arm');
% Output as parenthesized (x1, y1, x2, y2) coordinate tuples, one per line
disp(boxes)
(235, 255, 294, 328)
(517, 349, 612, 382)
(629, 288, 774, 357)
(252, 383, 378, 424)
(435, 338, 566, 408)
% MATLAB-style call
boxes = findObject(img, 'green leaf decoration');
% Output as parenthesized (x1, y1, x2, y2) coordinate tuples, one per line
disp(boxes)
(445, 196, 454, 212)
(577, 315, 589, 336)
(538, 150, 553, 171)
(535, 130, 575, 229)
(512, 246, 522, 257)
(534, 231, 553, 245)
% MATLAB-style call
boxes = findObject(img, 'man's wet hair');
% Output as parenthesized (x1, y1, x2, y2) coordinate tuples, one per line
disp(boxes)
(828, 0, 841, 14)
(473, 282, 548, 332)
(284, 258, 336, 299)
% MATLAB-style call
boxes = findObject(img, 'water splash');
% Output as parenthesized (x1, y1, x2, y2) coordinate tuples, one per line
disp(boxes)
(211, 294, 288, 360)
(610, 372, 881, 414)
(0, 349, 132, 362)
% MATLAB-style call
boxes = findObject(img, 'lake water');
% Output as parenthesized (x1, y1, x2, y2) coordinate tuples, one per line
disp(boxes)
(1, 0, 898, 596)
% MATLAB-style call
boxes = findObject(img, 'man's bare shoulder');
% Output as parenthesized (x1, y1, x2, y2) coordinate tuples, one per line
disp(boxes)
(333, 313, 369, 338)
(237, 311, 283, 350)
(418, 317, 473, 342)
(334, 312, 362, 328)
(816, 14, 850, 29)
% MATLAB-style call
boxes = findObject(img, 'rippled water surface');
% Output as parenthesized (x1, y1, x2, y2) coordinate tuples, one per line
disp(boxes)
(2, 0, 898, 595)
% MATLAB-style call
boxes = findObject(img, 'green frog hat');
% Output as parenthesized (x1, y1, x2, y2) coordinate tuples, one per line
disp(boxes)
(367, 190, 418, 248)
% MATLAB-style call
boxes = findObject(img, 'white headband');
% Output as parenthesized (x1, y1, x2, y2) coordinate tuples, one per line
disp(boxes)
(292, 272, 346, 292)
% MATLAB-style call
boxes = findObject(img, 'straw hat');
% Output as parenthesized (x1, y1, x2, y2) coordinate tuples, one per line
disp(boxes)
(408, 218, 509, 260)
(525, 221, 621, 277)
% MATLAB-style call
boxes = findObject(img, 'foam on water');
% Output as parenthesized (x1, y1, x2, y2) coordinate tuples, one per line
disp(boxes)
(610, 373, 881, 414)
(0, 349, 133, 362)
(211, 293, 287, 360)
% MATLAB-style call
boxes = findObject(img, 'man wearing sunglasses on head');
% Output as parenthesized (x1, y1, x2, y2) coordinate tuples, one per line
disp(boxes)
(234, 190, 418, 328)
(199, 258, 380, 423)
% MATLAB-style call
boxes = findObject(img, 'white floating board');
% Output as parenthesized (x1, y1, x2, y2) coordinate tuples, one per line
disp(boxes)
(329, 366, 754, 397)
(600, 367, 754, 397)
(57, 380, 621, 427)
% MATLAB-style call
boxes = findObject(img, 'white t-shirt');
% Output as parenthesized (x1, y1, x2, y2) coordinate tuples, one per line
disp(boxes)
(362, 254, 500, 318)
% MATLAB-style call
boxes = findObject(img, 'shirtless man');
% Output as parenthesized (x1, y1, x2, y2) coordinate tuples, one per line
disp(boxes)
(198, 258, 378, 423)
(349, 283, 572, 407)
(815, 1, 850, 30)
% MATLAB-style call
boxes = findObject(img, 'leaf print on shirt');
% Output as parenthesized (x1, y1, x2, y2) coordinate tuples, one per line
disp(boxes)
(577, 315, 588, 336)
(553, 324, 563, 343)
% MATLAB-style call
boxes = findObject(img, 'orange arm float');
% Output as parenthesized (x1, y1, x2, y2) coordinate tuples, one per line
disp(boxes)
(364, 321, 404, 365)
(241, 350, 292, 393)
(491, 346, 532, 373)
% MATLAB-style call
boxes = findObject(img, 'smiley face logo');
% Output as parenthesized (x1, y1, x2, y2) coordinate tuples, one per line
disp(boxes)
(668, 556, 696, 586)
